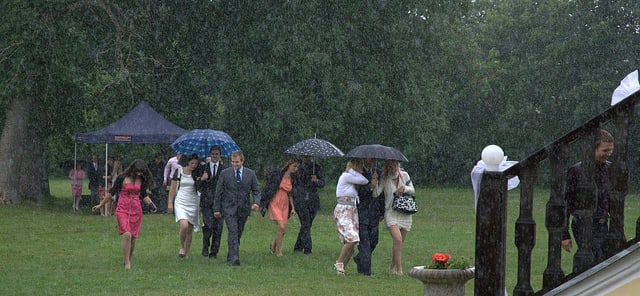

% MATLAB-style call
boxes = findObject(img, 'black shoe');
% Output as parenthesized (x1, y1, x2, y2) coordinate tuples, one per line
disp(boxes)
(228, 260, 240, 266)
(354, 256, 363, 273)
(208, 253, 217, 259)
(303, 249, 312, 255)
(201, 248, 209, 257)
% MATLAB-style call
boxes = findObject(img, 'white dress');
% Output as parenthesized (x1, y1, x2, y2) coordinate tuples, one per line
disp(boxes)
(376, 170, 415, 231)
(173, 168, 200, 231)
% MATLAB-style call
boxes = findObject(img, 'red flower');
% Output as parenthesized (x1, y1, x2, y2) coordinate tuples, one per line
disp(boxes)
(430, 253, 451, 269)
(432, 253, 451, 263)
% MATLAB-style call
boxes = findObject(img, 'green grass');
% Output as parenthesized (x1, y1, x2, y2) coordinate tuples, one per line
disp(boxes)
(1, 179, 639, 295)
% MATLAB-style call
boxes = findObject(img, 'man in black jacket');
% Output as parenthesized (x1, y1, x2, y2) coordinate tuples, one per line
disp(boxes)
(353, 158, 384, 275)
(293, 155, 325, 255)
(201, 146, 226, 258)
(87, 154, 102, 206)
(562, 129, 614, 270)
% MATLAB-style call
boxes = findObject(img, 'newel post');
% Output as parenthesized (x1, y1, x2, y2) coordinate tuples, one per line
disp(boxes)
(475, 145, 508, 295)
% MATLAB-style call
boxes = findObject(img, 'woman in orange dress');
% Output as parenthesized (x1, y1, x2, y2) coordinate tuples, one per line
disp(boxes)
(261, 159, 299, 257)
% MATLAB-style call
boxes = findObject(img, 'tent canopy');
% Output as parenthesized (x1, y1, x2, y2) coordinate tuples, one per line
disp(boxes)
(75, 101, 186, 144)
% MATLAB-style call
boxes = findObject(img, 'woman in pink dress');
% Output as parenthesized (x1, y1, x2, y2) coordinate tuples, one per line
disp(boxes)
(92, 159, 157, 270)
(261, 159, 298, 257)
(69, 163, 86, 211)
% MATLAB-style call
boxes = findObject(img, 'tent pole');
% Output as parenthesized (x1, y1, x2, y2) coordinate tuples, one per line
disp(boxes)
(104, 144, 109, 215)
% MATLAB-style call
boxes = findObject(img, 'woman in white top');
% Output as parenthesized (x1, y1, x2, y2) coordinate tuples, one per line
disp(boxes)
(168, 154, 208, 258)
(333, 158, 374, 275)
(374, 160, 415, 275)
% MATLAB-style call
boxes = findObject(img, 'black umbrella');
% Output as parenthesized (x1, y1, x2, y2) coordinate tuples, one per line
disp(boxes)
(285, 138, 344, 158)
(345, 144, 409, 162)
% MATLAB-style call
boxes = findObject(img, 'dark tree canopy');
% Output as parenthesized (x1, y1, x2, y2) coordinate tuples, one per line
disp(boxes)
(1, 0, 639, 204)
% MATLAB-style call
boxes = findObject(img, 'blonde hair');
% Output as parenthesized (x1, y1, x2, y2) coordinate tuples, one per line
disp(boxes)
(382, 160, 400, 179)
(345, 159, 363, 173)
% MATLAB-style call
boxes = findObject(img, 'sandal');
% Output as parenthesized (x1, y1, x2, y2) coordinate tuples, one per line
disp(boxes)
(334, 262, 345, 276)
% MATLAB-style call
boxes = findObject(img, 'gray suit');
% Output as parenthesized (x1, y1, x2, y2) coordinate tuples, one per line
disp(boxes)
(213, 166, 261, 265)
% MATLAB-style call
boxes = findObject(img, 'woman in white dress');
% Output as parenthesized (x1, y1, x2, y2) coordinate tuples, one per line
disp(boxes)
(333, 158, 372, 275)
(168, 154, 208, 258)
(374, 160, 414, 275)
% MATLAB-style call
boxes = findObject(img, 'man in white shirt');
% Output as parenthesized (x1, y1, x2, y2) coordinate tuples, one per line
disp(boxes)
(163, 154, 182, 186)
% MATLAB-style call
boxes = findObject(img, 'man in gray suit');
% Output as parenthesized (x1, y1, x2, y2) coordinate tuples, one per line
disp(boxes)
(214, 150, 261, 266)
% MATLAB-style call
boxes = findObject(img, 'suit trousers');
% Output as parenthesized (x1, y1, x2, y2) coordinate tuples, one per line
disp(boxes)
(294, 198, 318, 253)
(354, 222, 380, 275)
(202, 204, 224, 256)
(224, 214, 248, 265)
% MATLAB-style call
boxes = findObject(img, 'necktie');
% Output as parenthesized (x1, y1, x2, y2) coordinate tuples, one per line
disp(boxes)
(236, 170, 241, 184)
(213, 164, 217, 175)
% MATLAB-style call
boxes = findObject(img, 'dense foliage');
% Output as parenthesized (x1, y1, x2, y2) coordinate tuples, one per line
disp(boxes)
(1, 1, 640, 199)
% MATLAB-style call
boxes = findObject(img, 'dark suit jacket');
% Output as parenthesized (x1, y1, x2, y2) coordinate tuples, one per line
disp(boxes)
(202, 161, 226, 207)
(213, 166, 261, 217)
(87, 162, 102, 189)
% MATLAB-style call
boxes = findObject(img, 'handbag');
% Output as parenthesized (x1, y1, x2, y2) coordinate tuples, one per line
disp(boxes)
(392, 193, 417, 214)
(392, 174, 417, 214)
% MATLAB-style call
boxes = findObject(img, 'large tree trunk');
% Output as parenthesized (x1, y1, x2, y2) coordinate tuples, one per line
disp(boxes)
(0, 97, 49, 204)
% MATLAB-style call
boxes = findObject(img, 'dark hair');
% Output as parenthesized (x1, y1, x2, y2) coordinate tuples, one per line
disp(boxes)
(280, 159, 298, 173)
(123, 159, 155, 189)
(210, 146, 222, 154)
(596, 129, 613, 146)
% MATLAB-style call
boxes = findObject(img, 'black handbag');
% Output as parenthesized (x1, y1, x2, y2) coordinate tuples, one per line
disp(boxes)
(392, 193, 417, 214)
(392, 174, 417, 214)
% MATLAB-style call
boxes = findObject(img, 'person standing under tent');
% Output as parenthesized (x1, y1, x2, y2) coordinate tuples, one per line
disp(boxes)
(69, 162, 86, 212)
(149, 153, 168, 214)
(87, 154, 102, 207)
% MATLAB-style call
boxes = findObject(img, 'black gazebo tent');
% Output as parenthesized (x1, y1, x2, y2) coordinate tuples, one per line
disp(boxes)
(73, 101, 187, 193)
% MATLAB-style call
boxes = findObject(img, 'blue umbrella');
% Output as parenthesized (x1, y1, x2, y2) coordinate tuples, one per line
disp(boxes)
(170, 129, 240, 158)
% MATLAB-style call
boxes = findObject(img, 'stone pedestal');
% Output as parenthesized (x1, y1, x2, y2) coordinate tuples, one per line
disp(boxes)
(408, 266, 475, 296)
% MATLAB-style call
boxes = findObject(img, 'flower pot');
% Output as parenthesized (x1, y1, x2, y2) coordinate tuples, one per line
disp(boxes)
(408, 266, 475, 296)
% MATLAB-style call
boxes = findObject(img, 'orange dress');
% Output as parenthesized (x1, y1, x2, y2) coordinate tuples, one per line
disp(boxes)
(268, 176, 292, 223)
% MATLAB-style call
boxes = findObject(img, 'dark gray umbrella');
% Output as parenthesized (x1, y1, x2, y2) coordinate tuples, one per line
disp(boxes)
(345, 144, 409, 162)
(285, 138, 344, 157)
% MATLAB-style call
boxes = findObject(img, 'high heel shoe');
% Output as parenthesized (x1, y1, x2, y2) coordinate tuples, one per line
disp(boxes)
(334, 261, 345, 276)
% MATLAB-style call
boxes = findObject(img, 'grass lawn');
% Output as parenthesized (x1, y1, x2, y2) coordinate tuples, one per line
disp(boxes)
(0, 178, 639, 295)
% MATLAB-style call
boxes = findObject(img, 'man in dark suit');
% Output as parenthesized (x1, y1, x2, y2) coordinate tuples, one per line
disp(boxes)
(201, 146, 226, 258)
(87, 154, 102, 206)
(353, 158, 384, 275)
(293, 155, 325, 255)
(214, 150, 261, 266)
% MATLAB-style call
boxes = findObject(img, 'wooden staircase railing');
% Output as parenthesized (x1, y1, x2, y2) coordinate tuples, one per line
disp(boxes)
(474, 90, 640, 296)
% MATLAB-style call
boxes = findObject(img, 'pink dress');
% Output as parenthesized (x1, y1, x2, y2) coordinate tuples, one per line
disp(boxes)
(69, 169, 86, 197)
(268, 177, 292, 223)
(115, 183, 143, 238)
